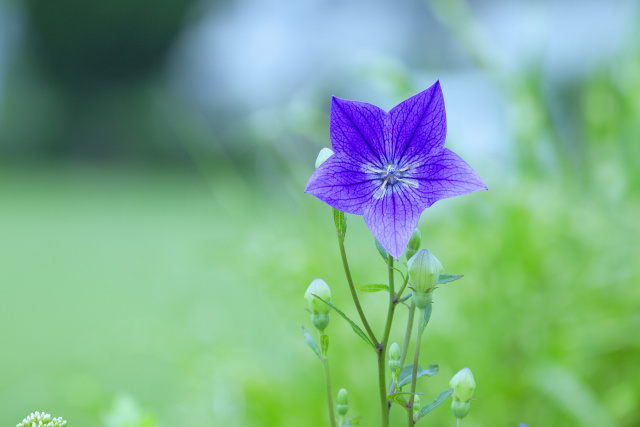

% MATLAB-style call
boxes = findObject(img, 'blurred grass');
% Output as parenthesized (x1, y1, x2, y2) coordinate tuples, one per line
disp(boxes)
(1, 153, 639, 426)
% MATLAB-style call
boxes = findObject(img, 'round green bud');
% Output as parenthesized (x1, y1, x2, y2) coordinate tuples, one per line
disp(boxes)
(388, 342, 401, 371)
(315, 147, 334, 168)
(407, 249, 443, 295)
(337, 388, 349, 417)
(412, 291, 433, 310)
(451, 401, 471, 419)
(389, 342, 401, 361)
(304, 278, 332, 315)
(405, 228, 422, 261)
(413, 394, 421, 419)
(311, 313, 330, 331)
(450, 367, 476, 404)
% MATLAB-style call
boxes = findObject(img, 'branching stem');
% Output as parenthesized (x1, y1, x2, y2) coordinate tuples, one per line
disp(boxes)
(408, 307, 426, 426)
(337, 233, 379, 347)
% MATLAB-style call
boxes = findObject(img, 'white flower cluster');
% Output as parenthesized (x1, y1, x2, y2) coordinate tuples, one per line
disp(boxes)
(17, 412, 67, 427)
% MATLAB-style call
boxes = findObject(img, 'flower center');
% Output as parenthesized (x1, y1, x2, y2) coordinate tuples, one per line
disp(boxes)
(366, 163, 418, 198)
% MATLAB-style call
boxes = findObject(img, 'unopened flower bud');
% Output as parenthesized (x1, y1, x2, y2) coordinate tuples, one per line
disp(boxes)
(450, 367, 475, 419)
(405, 229, 422, 261)
(337, 388, 349, 417)
(305, 279, 332, 330)
(315, 148, 334, 168)
(413, 394, 421, 419)
(407, 249, 442, 308)
(388, 342, 401, 371)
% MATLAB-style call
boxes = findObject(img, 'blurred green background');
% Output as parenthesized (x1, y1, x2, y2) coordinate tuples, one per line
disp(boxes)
(1, 0, 639, 426)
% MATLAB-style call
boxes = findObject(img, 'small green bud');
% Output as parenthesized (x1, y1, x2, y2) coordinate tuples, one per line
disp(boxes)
(305, 278, 332, 314)
(407, 249, 442, 308)
(413, 394, 421, 419)
(450, 367, 475, 419)
(388, 342, 401, 371)
(305, 279, 332, 330)
(451, 401, 471, 419)
(412, 291, 433, 310)
(315, 147, 334, 168)
(405, 228, 422, 261)
(337, 388, 349, 417)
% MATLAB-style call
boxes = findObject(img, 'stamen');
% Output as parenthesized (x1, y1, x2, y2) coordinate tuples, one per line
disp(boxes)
(366, 166, 386, 174)
(374, 177, 390, 198)
(396, 177, 418, 188)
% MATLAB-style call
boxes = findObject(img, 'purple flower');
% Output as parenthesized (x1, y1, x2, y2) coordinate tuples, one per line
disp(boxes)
(305, 81, 487, 260)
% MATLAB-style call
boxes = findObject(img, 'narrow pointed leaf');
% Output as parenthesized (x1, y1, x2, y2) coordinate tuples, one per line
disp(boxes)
(421, 302, 433, 330)
(398, 364, 439, 388)
(302, 327, 321, 360)
(437, 274, 463, 284)
(375, 238, 389, 263)
(333, 208, 346, 237)
(312, 295, 376, 349)
(356, 284, 389, 293)
(415, 388, 454, 421)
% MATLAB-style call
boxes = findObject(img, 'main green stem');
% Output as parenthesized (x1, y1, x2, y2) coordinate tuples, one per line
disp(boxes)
(321, 335, 337, 427)
(337, 234, 379, 347)
(457, 418, 463, 427)
(388, 301, 415, 397)
(408, 307, 426, 426)
(377, 257, 397, 427)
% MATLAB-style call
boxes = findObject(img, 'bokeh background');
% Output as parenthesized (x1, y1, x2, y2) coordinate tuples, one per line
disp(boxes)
(1, 0, 639, 426)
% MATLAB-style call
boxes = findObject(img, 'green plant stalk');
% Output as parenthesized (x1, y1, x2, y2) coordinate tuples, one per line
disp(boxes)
(408, 307, 426, 426)
(337, 233, 379, 347)
(388, 301, 415, 398)
(457, 418, 463, 427)
(377, 257, 397, 426)
(321, 332, 337, 427)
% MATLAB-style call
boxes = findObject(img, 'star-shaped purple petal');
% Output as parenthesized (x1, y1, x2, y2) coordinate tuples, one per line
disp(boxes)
(305, 81, 487, 260)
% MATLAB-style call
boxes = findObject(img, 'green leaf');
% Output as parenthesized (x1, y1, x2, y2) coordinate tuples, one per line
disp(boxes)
(415, 388, 454, 421)
(437, 274, 463, 284)
(421, 302, 433, 330)
(320, 334, 329, 356)
(344, 416, 361, 426)
(302, 327, 321, 360)
(356, 284, 389, 293)
(398, 364, 439, 388)
(312, 295, 376, 349)
(375, 238, 389, 263)
(388, 392, 424, 409)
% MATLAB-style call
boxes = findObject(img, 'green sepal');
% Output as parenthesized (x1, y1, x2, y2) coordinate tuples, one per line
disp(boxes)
(375, 239, 389, 263)
(421, 302, 433, 330)
(437, 274, 464, 284)
(320, 334, 329, 356)
(356, 284, 389, 293)
(312, 295, 376, 349)
(414, 388, 454, 421)
(302, 327, 321, 360)
(333, 209, 346, 238)
(398, 364, 439, 388)
(388, 392, 424, 409)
